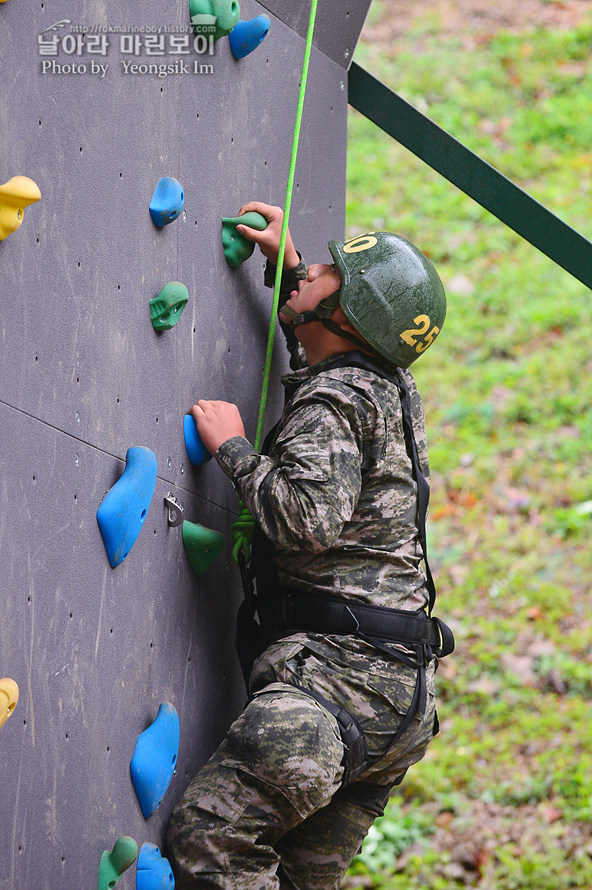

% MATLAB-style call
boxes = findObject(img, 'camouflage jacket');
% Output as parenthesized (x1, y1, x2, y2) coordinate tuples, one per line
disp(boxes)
(215, 256, 431, 614)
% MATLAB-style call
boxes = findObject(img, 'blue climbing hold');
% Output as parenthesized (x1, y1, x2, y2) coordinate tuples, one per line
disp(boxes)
(229, 15, 270, 59)
(136, 843, 175, 890)
(184, 414, 211, 466)
(150, 177, 184, 227)
(97, 447, 157, 568)
(130, 702, 180, 819)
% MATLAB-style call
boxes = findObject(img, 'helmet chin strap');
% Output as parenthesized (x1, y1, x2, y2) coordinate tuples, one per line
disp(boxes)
(318, 316, 378, 354)
(280, 286, 341, 328)
(282, 290, 380, 357)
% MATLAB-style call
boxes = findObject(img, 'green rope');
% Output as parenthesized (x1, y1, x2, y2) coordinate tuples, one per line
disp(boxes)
(232, 501, 256, 564)
(232, 0, 319, 564)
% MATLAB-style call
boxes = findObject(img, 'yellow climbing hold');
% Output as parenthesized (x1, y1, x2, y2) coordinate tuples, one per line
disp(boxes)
(0, 678, 19, 729)
(0, 176, 41, 241)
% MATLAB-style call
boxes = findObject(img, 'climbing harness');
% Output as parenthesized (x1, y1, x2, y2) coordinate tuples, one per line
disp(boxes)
(293, 685, 369, 786)
(236, 351, 455, 787)
(232, 0, 319, 566)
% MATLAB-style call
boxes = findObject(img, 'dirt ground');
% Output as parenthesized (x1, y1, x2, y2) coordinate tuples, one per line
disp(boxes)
(362, 0, 592, 47)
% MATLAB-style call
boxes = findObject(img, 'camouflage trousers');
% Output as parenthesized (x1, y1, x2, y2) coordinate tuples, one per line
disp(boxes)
(166, 633, 437, 890)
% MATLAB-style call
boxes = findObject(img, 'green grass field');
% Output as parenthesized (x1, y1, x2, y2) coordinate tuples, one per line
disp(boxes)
(345, 6, 592, 888)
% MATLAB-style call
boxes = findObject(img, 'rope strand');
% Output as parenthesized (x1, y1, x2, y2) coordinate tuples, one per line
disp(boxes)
(232, 0, 319, 563)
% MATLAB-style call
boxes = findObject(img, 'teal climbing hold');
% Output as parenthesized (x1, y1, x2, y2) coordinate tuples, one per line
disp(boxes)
(229, 15, 270, 59)
(150, 178, 184, 227)
(222, 211, 268, 269)
(189, 0, 240, 42)
(150, 282, 189, 331)
(184, 414, 211, 466)
(182, 521, 225, 575)
(97, 447, 157, 568)
(130, 702, 179, 819)
(136, 843, 175, 890)
(98, 836, 138, 890)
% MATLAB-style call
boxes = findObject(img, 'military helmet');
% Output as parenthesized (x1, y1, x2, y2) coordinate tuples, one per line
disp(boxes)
(328, 232, 446, 368)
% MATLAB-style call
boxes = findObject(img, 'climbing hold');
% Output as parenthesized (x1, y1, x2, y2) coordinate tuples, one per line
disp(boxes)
(0, 176, 41, 241)
(229, 15, 270, 60)
(222, 211, 268, 269)
(136, 843, 175, 890)
(97, 447, 157, 568)
(182, 521, 225, 575)
(149, 178, 184, 228)
(150, 282, 189, 331)
(130, 702, 180, 819)
(98, 836, 138, 890)
(184, 414, 211, 466)
(189, 0, 240, 42)
(0, 678, 19, 729)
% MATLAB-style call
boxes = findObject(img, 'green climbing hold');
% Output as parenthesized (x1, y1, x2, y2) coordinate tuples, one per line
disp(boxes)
(189, 0, 240, 42)
(182, 520, 225, 575)
(150, 282, 189, 331)
(222, 211, 268, 269)
(98, 836, 138, 890)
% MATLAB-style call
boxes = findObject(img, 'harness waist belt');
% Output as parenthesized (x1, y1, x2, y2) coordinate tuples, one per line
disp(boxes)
(275, 591, 455, 658)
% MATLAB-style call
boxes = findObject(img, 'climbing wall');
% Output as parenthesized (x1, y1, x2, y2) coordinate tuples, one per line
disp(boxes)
(0, 0, 371, 887)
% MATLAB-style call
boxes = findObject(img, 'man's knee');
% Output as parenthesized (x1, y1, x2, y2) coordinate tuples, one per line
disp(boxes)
(220, 689, 345, 817)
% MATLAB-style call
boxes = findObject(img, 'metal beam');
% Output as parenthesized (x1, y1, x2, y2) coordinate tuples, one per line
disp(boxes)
(348, 62, 592, 290)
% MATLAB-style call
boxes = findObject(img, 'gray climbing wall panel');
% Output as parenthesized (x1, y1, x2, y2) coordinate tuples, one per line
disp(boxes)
(0, 0, 371, 888)
(259, 0, 370, 68)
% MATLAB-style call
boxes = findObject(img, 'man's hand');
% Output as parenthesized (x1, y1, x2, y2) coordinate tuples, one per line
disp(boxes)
(191, 400, 246, 454)
(235, 202, 300, 269)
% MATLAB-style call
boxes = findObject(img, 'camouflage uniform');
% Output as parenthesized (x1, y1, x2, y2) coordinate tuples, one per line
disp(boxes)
(167, 258, 439, 890)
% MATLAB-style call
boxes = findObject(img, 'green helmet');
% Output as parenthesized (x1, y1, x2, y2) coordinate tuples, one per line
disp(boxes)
(328, 232, 446, 368)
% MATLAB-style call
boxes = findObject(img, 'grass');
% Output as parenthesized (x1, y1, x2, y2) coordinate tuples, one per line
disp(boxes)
(345, 9, 592, 889)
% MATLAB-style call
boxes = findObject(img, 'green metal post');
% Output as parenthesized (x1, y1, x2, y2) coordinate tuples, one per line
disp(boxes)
(348, 62, 592, 290)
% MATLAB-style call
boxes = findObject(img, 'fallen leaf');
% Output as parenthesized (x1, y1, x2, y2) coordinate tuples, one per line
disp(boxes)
(435, 811, 456, 828)
(540, 805, 563, 824)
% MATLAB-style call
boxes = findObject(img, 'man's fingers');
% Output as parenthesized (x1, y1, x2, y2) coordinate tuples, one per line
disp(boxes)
(235, 224, 261, 242)
(238, 201, 262, 215)
(239, 201, 280, 220)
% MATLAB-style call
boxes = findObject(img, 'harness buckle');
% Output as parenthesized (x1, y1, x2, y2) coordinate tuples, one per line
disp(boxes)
(422, 641, 434, 666)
